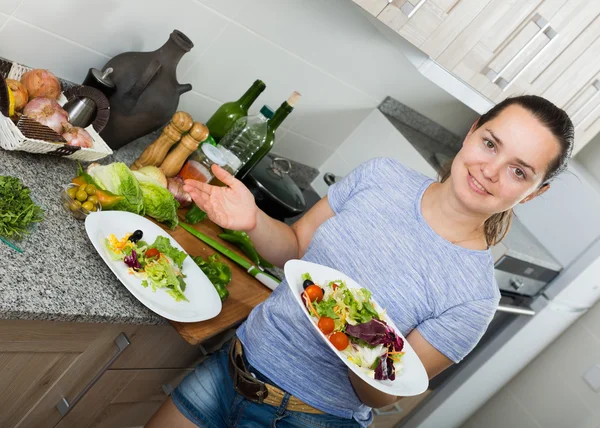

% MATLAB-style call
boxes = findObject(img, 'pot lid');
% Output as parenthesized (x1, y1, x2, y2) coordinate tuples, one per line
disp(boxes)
(247, 156, 306, 213)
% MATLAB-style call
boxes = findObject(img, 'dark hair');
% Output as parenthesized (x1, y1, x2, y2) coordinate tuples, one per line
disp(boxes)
(440, 95, 574, 246)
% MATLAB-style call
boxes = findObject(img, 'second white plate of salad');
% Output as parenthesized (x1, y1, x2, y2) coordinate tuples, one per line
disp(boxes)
(284, 260, 429, 396)
(85, 211, 222, 322)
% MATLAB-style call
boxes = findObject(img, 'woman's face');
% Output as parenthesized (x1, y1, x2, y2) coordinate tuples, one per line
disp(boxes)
(450, 104, 561, 216)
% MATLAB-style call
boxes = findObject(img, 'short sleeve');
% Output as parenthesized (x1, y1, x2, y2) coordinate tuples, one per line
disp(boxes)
(416, 298, 498, 363)
(327, 158, 379, 213)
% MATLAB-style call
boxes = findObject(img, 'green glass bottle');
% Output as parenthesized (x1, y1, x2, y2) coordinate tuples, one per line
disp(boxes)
(235, 91, 301, 180)
(205, 79, 266, 143)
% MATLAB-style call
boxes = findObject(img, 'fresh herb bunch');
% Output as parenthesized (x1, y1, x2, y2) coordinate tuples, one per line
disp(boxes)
(0, 176, 44, 240)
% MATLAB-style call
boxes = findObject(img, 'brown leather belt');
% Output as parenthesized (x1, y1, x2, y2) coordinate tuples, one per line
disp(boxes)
(228, 338, 324, 414)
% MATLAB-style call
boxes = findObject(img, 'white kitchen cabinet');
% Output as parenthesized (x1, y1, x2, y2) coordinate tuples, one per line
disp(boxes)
(376, 0, 491, 52)
(352, 0, 600, 153)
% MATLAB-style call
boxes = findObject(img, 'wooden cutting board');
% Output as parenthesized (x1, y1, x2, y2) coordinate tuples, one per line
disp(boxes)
(156, 211, 272, 345)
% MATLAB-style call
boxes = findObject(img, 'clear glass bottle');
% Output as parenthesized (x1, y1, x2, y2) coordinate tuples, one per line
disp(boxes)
(216, 105, 274, 175)
(235, 91, 300, 180)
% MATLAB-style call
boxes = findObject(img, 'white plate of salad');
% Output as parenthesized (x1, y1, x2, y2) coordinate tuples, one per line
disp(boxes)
(284, 260, 429, 396)
(85, 211, 222, 322)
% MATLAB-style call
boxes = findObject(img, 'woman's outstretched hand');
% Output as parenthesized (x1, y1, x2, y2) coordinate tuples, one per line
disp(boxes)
(183, 164, 258, 232)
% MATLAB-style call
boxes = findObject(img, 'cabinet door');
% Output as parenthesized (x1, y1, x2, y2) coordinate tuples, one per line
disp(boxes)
(378, 0, 493, 54)
(371, 390, 433, 428)
(561, 74, 600, 155)
(352, 0, 389, 16)
(110, 325, 205, 370)
(11, 321, 138, 428)
(55, 368, 191, 428)
(445, 0, 569, 101)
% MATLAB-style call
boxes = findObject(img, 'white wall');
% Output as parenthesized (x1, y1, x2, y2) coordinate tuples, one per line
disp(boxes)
(462, 300, 600, 428)
(311, 109, 437, 196)
(0, 0, 476, 168)
(576, 132, 600, 182)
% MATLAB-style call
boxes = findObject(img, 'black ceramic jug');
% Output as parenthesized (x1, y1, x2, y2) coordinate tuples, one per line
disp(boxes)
(99, 30, 193, 149)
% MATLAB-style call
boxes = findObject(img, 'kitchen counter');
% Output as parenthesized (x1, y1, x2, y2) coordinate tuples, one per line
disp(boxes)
(0, 123, 318, 328)
(0, 148, 167, 325)
(1, 126, 308, 327)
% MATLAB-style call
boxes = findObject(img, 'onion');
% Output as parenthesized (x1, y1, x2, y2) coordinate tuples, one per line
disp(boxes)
(6, 79, 28, 111)
(167, 176, 192, 207)
(62, 125, 93, 148)
(23, 97, 70, 134)
(20, 69, 61, 99)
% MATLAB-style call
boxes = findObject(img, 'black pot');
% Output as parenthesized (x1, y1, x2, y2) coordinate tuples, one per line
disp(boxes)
(242, 156, 307, 221)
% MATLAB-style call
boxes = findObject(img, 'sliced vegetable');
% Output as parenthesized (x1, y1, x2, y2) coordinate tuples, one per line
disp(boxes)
(218, 229, 274, 270)
(185, 204, 208, 224)
(193, 254, 232, 301)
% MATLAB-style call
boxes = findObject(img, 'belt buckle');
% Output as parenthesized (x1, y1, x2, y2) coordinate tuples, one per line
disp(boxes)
(229, 340, 269, 404)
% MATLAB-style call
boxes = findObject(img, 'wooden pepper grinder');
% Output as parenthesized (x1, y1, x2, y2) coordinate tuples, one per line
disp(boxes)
(131, 111, 193, 170)
(160, 122, 209, 178)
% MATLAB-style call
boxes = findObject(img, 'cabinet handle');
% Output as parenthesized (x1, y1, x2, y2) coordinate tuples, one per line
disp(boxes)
(397, 0, 427, 18)
(483, 13, 559, 91)
(161, 383, 174, 396)
(56, 332, 131, 417)
(496, 304, 535, 316)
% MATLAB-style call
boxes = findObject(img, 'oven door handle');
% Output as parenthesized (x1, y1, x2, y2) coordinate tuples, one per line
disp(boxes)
(496, 304, 536, 316)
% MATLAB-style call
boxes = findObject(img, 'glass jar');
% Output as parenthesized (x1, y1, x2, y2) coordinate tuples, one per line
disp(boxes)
(179, 142, 227, 183)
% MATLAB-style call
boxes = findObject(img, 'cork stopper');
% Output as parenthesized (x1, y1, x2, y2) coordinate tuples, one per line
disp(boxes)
(287, 91, 301, 107)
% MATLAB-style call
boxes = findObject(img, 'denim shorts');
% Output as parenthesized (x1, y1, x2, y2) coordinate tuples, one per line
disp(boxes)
(172, 340, 361, 428)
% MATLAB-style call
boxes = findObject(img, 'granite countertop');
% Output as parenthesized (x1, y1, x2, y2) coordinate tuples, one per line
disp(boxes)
(0, 128, 315, 325)
(0, 133, 167, 325)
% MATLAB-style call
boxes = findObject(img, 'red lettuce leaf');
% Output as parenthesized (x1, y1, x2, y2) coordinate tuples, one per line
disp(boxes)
(345, 319, 404, 353)
(124, 250, 141, 271)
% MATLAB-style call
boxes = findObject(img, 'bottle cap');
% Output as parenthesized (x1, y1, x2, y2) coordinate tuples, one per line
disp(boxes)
(201, 142, 227, 166)
(260, 105, 275, 119)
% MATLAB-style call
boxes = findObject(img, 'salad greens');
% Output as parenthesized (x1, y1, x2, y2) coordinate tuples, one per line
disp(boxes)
(0, 176, 44, 240)
(105, 232, 189, 302)
(87, 162, 144, 215)
(301, 274, 405, 381)
(150, 236, 187, 268)
(132, 171, 179, 229)
(185, 204, 208, 224)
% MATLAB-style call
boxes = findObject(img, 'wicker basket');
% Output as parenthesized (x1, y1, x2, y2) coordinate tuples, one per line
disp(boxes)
(0, 61, 113, 162)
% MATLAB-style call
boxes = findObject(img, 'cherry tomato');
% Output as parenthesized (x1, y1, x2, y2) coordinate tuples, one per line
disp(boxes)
(332, 283, 339, 290)
(145, 248, 160, 259)
(305, 285, 324, 302)
(329, 332, 349, 351)
(318, 317, 335, 335)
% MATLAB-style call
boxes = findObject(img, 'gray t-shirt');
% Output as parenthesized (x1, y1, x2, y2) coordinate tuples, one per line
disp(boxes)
(237, 158, 499, 426)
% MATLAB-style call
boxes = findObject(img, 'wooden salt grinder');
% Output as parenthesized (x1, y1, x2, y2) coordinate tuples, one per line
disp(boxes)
(130, 111, 193, 170)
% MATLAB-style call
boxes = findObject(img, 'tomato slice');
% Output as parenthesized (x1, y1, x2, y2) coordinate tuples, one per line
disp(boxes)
(305, 285, 324, 302)
(332, 283, 339, 290)
(329, 332, 349, 351)
(318, 317, 335, 335)
(145, 248, 160, 259)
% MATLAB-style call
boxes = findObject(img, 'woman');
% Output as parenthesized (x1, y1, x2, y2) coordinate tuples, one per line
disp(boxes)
(147, 95, 574, 428)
